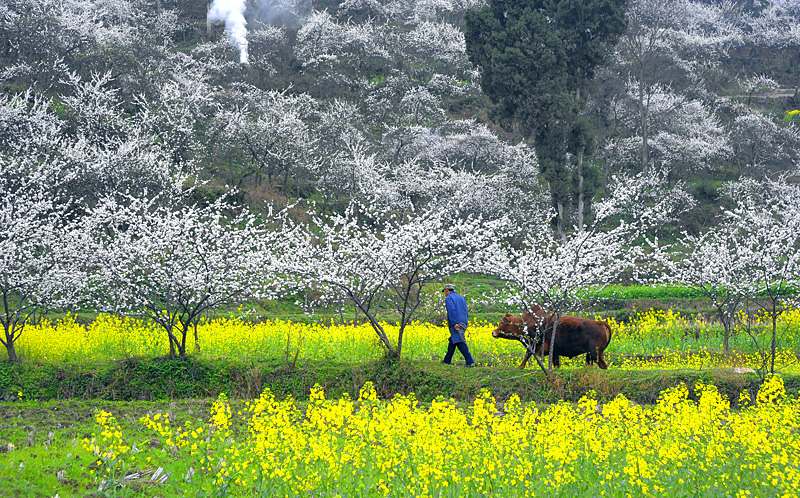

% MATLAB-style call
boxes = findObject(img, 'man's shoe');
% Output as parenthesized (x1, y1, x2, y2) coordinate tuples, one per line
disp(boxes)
(466, 363, 476, 368)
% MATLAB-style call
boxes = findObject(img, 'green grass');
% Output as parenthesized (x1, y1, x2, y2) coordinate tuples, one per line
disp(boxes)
(0, 398, 216, 498)
(1, 355, 795, 406)
(596, 284, 706, 300)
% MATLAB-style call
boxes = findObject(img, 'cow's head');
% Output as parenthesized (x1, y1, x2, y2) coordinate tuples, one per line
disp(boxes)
(492, 313, 526, 339)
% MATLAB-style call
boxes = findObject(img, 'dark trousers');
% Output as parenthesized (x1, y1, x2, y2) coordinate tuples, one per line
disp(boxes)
(443, 338, 474, 365)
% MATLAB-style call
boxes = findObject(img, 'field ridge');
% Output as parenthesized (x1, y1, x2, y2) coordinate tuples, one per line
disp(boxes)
(2, 356, 797, 406)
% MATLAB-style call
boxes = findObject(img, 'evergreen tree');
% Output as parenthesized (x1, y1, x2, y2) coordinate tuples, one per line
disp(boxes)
(465, 0, 627, 236)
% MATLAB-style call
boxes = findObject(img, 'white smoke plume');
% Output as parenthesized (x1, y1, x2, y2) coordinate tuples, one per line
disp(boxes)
(208, 0, 249, 64)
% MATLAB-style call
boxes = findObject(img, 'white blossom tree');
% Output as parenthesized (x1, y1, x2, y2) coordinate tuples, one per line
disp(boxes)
(727, 106, 800, 177)
(475, 216, 636, 374)
(0, 156, 86, 362)
(87, 193, 295, 359)
(404, 20, 470, 76)
(599, 80, 731, 175)
(0, 89, 64, 155)
(314, 141, 389, 211)
(737, 73, 779, 110)
(659, 227, 750, 352)
(338, 0, 388, 22)
(647, 89, 731, 172)
(52, 70, 196, 208)
(386, 0, 482, 25)
(285, 201, 504, 359)
(606, 0, 742, 174)
(294, 11, 395, 96)
(212, 85, 319, 193)
(373, 121, 545, 219)
(0, 89, 92, 362)
(131, 57, 217, 167)
(722, 177, 800, 374)
(745, 0, 800, 67)
(247, 24, 291, 85)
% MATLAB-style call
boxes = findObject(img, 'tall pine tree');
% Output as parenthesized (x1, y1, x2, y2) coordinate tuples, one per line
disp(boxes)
(465, 0, 627, 237)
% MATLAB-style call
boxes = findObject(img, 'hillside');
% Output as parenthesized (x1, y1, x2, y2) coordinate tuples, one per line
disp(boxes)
(2, 1, 800, 363)
(1, 0, 798, 232)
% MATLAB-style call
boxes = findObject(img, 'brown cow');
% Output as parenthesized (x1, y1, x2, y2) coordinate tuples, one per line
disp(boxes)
(492, 305, 612, 369)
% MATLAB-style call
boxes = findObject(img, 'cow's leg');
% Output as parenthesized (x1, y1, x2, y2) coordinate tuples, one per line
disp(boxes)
(586, 349, 598, 366)
(519, 350, 532, 369)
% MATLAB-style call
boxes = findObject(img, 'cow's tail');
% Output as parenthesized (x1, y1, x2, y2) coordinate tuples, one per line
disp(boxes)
(598, 321, 612, 370)
(603, 321, 613, 345)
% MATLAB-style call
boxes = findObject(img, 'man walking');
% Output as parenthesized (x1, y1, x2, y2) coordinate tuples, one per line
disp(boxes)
(441, 284, 476, 367)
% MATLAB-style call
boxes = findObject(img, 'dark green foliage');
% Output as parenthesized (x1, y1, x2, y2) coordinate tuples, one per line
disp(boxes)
(552, 0, 629, 86)
(465, 1, 569, 135)
(465, 0, 628, 229)
(464, 0, 629, 135)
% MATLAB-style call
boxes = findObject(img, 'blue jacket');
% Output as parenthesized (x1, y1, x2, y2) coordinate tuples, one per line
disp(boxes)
(445, 292, 469, 342)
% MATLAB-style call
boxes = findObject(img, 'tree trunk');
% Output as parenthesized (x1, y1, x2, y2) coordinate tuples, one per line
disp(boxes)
(531, 347, 548, 375)
(179, 324, 188, 359)
(556, 202, 566, 241)
(547, 314, 561, 375)
(167, 325, 177, 360)
(576, 147, 585, 232)
(206, 1, 213, 37)
(194, 322, 201, 354)
(350, 293, 395, 355)
(3, 324, 17, 362)
(639, 68, 649, 172)
(723, 321, 730, 353)
(770, 304, 777, 374)
(715, 303, 732, 353)
(397, 323, 405, 358)
(5, 341, 17, 362)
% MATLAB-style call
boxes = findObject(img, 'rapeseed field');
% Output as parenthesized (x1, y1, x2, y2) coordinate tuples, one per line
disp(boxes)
(4, 376, 790, 497)
(2, 310, 800, 496)
(13, 309, 800, 371)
